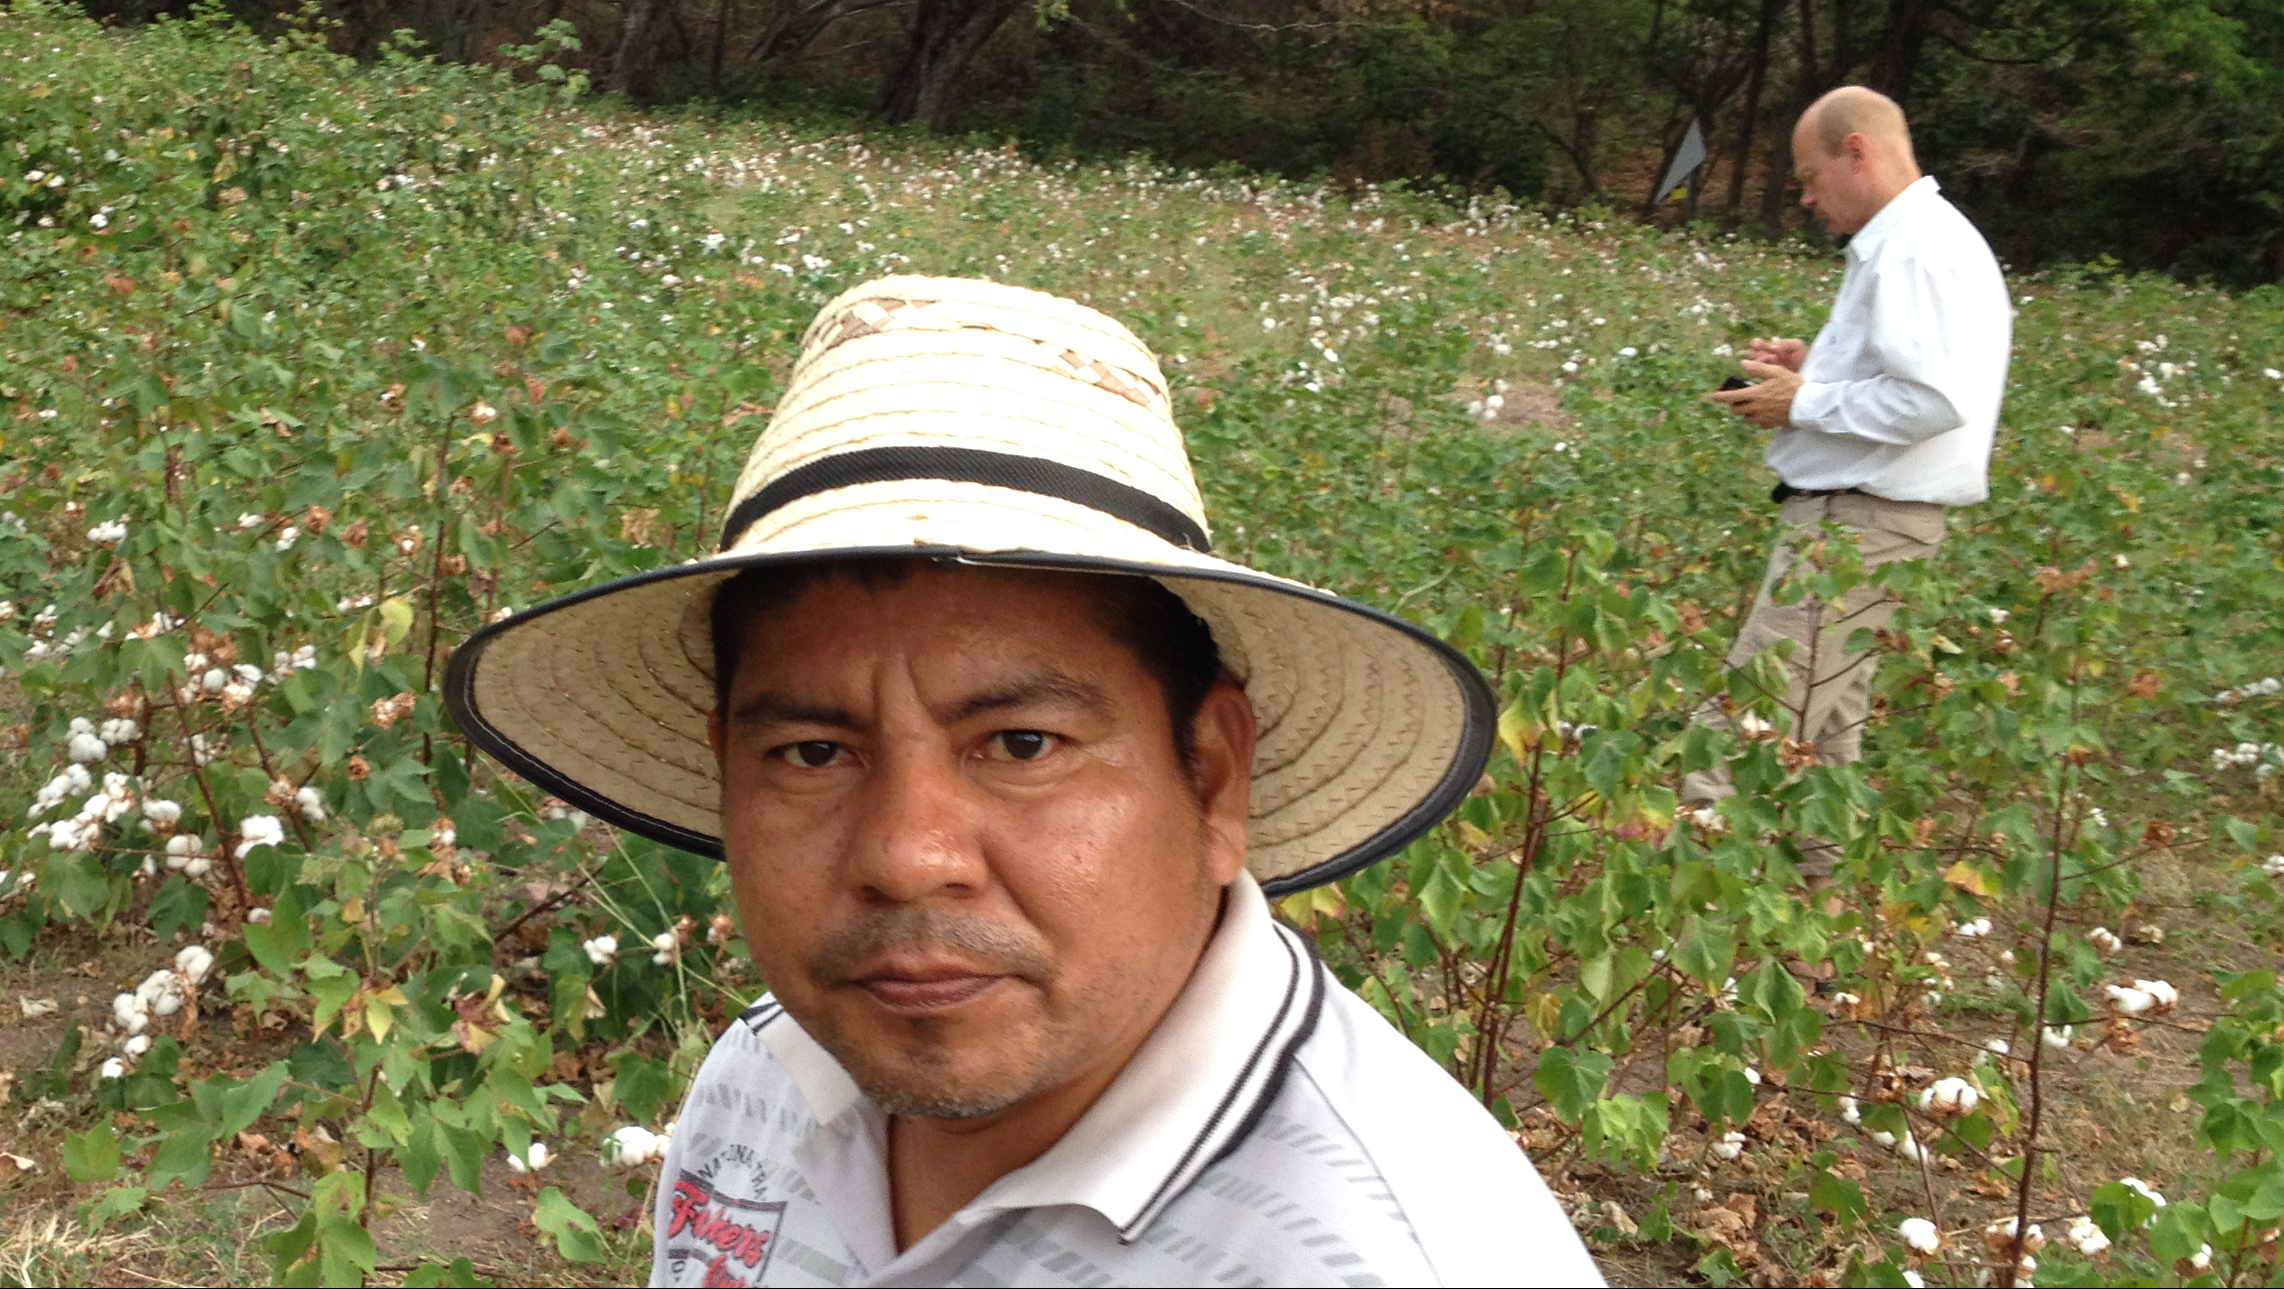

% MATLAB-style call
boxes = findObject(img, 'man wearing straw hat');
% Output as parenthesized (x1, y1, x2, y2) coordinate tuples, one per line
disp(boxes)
(446, 277, 1600, 1286)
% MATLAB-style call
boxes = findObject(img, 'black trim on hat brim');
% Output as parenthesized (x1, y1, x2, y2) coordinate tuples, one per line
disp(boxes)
(718, 446, 1213, 555)
(440, 545, 1496, 894)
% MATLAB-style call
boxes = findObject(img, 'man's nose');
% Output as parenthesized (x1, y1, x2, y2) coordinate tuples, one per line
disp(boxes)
(847, 744, 989, 903)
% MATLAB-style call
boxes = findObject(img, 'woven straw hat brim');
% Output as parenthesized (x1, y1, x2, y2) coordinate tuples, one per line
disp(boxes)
(442, 539, 1492, 896)
(442, 272, 1495, 893)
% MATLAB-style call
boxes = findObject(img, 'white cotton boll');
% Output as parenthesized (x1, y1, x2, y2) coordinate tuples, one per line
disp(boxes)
(99, 1057, 129, 1080)
(1838, 1096, 1862, 1124)
(2105, 984, 2155, 1015)
(1999, 949, 2017, 966)
(175, 945, 214, 984)
(1896, 1132, 1930, 1164)
(246, 906, 272, 924)
(143, 797, 181, 827)
(2264, 855, 2284, 878)
(1984, 1038, 2011, 1057)
(234, 664, 264, 686)
(183, 856, 213, 878)
(68, 730, 107, 762)
(234, 814, 285, 859)
(1899, 1216, 1940, 1254)
(583, 935, 619, 967)
(112, 993, 141, 1028)
(1921, 1077, 1980, 1117)
(86, 520, 128, 546)
(275, 526, 298, 552)
(99, 718, 140, 746)
(2043, 1025, 2075, 1049)
(604, 1125, 663, 1167)
(2067, 1215, 2110, 1256)
(123, 1033, 150, 1057)
(2134, 978, 2178, 1010)
(1710, 1130, 1745, 1160)
(505, 1141, 552, 1175)
(1743, 1067, 1762, 1086)
(2189, 1243, 2211, 1271)
(1902, 1272, 1925, 1288)
(2086, 926, 2122, 954)
(1871, 1128, 1898, 1148)
(201, 667, 228, 693)
(294, 786, 326, 823)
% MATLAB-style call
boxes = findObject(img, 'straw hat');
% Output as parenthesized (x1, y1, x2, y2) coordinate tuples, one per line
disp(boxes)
(443, 275, 1492, 894)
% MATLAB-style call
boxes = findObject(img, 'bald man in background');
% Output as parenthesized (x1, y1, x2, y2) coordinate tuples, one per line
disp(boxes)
(1689, 87, 2012, 890)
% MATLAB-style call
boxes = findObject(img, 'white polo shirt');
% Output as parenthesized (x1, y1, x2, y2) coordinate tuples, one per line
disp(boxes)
(1772, 174, 2013, 506)
(648, 873, 1602, 1287)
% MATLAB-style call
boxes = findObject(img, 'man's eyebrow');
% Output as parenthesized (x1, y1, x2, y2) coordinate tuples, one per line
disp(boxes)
(728, 692, 860, 730)
(944, 673, 1113, 725)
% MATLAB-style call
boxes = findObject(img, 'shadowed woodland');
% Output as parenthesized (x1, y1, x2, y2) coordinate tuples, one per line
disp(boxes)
(70, 0, 2284, 283)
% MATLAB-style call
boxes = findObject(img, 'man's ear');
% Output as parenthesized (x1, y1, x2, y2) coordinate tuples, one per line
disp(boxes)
(1189, 679, 1256, 886)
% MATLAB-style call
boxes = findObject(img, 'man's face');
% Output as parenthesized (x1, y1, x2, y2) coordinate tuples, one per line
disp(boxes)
(710, 565, 1254, 1121)
(1792, 119, 1871, 235)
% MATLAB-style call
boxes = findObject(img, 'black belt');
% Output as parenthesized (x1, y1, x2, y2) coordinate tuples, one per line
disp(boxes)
(1770, 482, 1870, 504)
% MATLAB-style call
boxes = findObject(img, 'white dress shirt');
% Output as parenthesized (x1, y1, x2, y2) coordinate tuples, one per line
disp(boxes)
(648, 873, 1602, 1287)
(1772, 175, 2013, 505)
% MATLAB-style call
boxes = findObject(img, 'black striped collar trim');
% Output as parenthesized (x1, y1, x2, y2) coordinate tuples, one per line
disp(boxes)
(1117, 919, 1326, 1243)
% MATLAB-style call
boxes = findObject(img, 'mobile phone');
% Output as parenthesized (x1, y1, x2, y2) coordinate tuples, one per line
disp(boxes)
(1719, 376, 1753, 392)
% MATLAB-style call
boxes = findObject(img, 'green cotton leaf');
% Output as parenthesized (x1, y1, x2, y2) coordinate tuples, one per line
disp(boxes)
(611, 1052, 674, 1124)
(1672, 918, 1734, 987)
(402, 1257, 492, 1288)
(63, 1122, 119, 1183)
(148, 1124, 216, 1191)
(440, 1123, 485, 1195)
(316, 1214, 379, 1286)
(46, 851, 113, 920)
(215, 1062, 289, 1140)
(244, 890, 313, 973)
(399, 1118, 443, 1198)
(1417, 867, 1465, 941)
(148, 876, 210, 941)
(1532, 1045, 1611, 1122)
(82, 1186, 149, 1232)
(363, 1077, 414, 1146)
(1809, 1169, 1866, 1219)
(532, 1187, 606, 1263)
(1705, 1067, 1757, 1128)
(2090, 1180, 2157, 1240)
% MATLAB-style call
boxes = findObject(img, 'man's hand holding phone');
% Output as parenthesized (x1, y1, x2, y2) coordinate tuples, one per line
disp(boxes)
(1709, 335, 1808, 429)
(1748, 337, 1808, 372)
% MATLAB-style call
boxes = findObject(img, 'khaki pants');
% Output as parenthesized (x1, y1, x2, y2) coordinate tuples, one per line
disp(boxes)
(1681, 492, 1947, 874)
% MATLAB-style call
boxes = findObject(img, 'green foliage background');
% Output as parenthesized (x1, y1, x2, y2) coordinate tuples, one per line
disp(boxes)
(2, 2, 2282, 1283)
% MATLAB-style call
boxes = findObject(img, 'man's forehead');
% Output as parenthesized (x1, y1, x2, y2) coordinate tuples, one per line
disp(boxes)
(722, 562, 1147, 685)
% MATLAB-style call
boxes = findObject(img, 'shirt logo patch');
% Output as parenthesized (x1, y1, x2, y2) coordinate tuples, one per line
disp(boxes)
(665, 1173, 786, 1287)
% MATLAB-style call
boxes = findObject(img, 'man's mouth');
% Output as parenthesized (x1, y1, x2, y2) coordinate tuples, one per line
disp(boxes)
(853, 966, 1007, 1017)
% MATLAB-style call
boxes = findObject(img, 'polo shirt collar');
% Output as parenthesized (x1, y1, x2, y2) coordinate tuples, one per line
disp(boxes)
(1846, 173, 1938, 264)
(756, 871, 1324, 1251)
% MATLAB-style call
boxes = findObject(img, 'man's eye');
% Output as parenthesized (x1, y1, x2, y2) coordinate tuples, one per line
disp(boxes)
(985, 731, 1055, 762)
(774, 740, 843, 769)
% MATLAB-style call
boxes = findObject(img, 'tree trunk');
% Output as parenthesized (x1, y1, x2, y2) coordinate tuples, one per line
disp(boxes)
(607, 0, 667, 99)
(1727, 0, 1781, 218)
(875, 0, 1024, 129)
(1869, 0, 1937, 106)
(709, 0, 729, 94)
